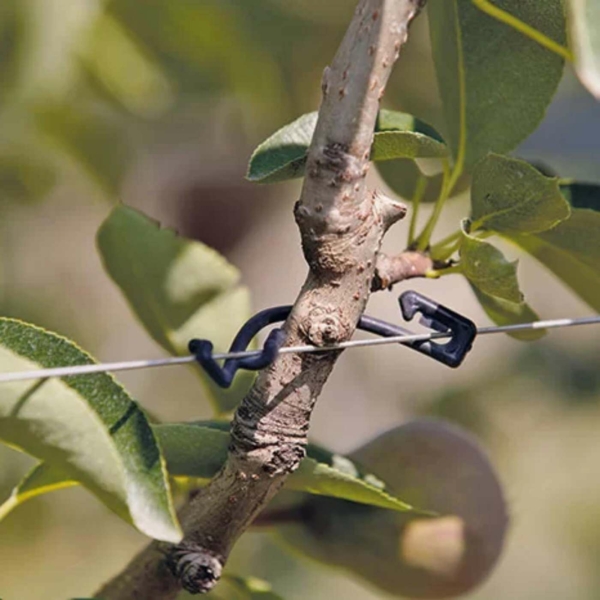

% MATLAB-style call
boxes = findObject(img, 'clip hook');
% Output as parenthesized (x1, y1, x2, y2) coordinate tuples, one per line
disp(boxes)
(398, 290, 477, 368)
(189, 291, 477, 388)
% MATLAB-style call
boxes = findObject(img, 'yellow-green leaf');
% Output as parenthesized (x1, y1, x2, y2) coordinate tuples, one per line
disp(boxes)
(0, 318, 181, 542)
(97, 205, 253, 414)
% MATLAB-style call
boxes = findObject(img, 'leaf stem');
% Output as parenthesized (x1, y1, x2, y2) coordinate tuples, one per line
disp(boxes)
(426, 264, 463, 278)
(471, 0, 573, 61)
(416, 160, 451, 251)
(430, 230, 460, 255)
(408, 174, 427, 246)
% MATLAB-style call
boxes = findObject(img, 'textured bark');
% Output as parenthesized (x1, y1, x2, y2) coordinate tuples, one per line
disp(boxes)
(372, 251, 434, 290)
(97, 1, 427, 597)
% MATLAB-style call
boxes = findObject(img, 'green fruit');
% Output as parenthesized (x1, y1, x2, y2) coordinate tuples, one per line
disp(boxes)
(278, 419, 508, 598)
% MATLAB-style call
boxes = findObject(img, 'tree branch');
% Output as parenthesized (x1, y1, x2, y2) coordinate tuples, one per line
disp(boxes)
(371, 250, 434, 291)
(97, 1, 427, 597)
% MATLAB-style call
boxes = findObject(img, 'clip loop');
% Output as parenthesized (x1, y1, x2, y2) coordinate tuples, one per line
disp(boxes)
(188, 291, 477, 388)
(399, 290, 477, 368)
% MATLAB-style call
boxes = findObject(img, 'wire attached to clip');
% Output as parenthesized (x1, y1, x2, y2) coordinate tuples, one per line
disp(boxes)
(188, 291, 477, 388)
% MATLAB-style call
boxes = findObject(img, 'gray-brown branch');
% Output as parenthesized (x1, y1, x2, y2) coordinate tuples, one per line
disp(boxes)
(97, 1, 426, 598)
(372, 250, 434, 290)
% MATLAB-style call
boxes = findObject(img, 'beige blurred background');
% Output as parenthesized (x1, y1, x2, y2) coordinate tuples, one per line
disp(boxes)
(1, 1, 600, 599)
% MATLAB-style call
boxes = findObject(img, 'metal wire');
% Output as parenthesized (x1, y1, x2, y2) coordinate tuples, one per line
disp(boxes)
(1, 314, 599, 384)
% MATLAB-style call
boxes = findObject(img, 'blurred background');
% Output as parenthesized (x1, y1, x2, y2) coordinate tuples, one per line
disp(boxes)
(1, 1, 600, 599)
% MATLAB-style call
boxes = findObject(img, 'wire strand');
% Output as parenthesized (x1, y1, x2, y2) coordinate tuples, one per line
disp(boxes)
(1, 315, 599, 384)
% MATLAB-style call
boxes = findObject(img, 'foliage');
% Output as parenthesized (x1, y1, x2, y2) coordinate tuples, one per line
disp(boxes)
(1, 0, 600, 598)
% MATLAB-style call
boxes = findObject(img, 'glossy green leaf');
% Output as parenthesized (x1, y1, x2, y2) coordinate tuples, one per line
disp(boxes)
(0, 318, 181, 542)
(97, 205, 253, 414)
(460, 222, 522, 302)
(567, 0, 600, 99)
(277, 420, 508, 598)
(509, 209, 600, 312)
(469, 284, 545, 341)
(471, 154, 570, 233)
(1, 422, 417, 520)
(246, 110, 446, 183)
(428, 0, 565, 170)
(560, 182, 600, 211)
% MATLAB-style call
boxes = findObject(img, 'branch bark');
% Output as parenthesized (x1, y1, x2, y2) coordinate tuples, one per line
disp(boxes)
(372, 250, 434, 290)
(97, 1, 426, 597)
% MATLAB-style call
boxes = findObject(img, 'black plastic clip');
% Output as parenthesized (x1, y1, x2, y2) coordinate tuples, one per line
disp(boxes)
(398, 290, 477, 368)
(189, 291, 477, 388)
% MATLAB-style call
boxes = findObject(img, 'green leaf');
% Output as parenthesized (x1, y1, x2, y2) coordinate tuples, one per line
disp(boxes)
(277, 420, 508, 599)
(371, 110, 448, 161)
(246, 110, 446, 183)
(97, 205, 253, 414)
(509, 209, 600, 312)
(560, 182, 600, 211)
(567, 0, 600, 99)
(0, 462, 75, 522)
(1, 422, 416, 521)
(460, 221, 522, 302)
(471, 154, 570, 233)
(469, 285, 545, 341)
(428, 0, 566, 170)
(460, 222, 544, 340)
(0, 318, 181, 542)
(246, 112, 317, 183)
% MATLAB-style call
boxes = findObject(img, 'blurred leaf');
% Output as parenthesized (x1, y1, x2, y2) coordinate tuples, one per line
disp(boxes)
(247, 110, 446, 183)
(0, 318, 181, 542)
(81, 14, 174, 117)
(567, 0, 600, 99)
(471, 154, 570, 233)
(560, 182, 600, 211)
(509, 209, 600, 311)
(428, 0, 565, 170)
(2, 422, 417, 520)
(0, 151, 56, 203)
(460, 221, 522, 302)
(469, 285, 545, 341)
(0, 462, 75, 522)
(277, 419, 508, 599)
(97, 205, 254, 414)
(35, 103, 132, 196)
